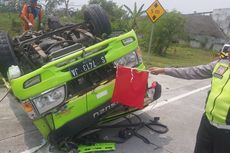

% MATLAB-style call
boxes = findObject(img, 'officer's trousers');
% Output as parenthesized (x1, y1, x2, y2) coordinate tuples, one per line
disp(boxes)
(194, 113, 230, 153)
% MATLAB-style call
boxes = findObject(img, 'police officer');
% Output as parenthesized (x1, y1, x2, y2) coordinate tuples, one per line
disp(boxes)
(20, 0, 43, 31)
(149, 47, 230, 153)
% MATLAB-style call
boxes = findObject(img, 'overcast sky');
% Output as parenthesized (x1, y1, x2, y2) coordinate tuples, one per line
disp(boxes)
(69, 0, 230, 14)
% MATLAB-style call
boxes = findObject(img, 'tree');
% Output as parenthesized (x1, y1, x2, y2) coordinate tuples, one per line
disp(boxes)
(44, 0, 70, 16)
(0, 0, 18, 12)
(150, 11, 185, 55)
(44, 0, 63, 15)
(63, 0, 70, 16)
(123, 2, 145, 29)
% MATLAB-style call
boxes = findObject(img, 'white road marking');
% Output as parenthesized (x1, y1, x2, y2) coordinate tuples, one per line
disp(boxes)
(21, 85, 211, 153)
(21, 140, 47, 153)
(21, 145, 42, 153)
(137, 84, 211, 114)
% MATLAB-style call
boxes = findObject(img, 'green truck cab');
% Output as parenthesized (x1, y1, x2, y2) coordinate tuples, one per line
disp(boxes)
(0, 5, 150, 147)
(12, 30, 144, 145)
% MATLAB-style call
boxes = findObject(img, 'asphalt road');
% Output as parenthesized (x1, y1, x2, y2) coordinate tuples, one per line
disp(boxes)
(0, 75, 211, 153)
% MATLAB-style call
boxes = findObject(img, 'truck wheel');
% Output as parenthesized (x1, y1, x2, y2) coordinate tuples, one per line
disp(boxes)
(84, 4, 112, 37)
(0, 32, 18, 78)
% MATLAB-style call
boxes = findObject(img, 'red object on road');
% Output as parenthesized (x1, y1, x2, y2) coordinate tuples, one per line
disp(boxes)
(112, 66, 149, 109)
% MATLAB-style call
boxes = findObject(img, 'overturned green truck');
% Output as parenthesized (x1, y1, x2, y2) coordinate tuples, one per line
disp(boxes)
(0, 4, 156, 148)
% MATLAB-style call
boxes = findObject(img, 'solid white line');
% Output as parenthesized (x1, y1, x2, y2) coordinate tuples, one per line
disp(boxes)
(21, 145, 42, 153)
(21, 141, 46, 153)
(137, 84, 211, 114)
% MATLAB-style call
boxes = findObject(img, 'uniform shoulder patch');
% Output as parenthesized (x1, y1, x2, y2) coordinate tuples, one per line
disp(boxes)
(213, 65, 228, 79)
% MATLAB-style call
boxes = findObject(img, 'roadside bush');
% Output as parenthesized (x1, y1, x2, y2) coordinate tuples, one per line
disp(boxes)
(151, 11, 185, 56)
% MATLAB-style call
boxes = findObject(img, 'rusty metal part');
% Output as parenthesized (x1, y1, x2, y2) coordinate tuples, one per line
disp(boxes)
(76, 28, 94, 38)
(52, 35, 66, 41)
(32, 44, 48, 59)
(75, 28, 102, 41)
(18, 23, 84, 47)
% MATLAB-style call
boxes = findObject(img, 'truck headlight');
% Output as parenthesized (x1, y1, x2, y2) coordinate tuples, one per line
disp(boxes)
(114, 51, 139, 67)
(31, 86, 66, 115)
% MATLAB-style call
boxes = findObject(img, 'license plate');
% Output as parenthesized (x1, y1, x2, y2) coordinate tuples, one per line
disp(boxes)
(69, 53, 106, 77)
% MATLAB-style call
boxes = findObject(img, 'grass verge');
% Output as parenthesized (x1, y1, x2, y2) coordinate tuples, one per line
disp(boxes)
(142, 46, 216, 68)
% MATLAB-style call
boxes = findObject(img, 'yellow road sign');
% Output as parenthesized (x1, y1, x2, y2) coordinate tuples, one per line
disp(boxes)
(146, 0, 166, 23)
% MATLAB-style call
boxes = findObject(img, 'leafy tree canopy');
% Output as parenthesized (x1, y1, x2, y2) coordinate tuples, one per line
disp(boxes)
(145, 11, 185, 55)
(137, 11, 185, 56)
(123, 2, 145, 29)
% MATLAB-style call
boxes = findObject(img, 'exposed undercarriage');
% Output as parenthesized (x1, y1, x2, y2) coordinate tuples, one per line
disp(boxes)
(0, 4, 112, 77)
(13, 24, 103, 73)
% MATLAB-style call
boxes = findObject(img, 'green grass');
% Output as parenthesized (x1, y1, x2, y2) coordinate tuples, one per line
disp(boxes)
(0, 12, 21, 36)
(0, 12, 81, 36)
(142, 46, 216, 68)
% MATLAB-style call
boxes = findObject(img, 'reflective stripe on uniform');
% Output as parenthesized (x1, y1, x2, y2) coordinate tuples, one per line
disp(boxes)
(209, 121, 230, 130)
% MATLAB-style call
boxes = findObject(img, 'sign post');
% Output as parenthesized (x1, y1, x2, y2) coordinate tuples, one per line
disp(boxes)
(147, 25, 155, 59)
(146, 0, 166, 57)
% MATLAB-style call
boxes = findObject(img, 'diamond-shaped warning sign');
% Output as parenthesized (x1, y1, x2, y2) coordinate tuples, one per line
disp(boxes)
(146, 0, 166, 23)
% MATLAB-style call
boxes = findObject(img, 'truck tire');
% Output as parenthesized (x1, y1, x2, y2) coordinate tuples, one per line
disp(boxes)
(84, 4, 112, 37)
(0, 32, 18, 78)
